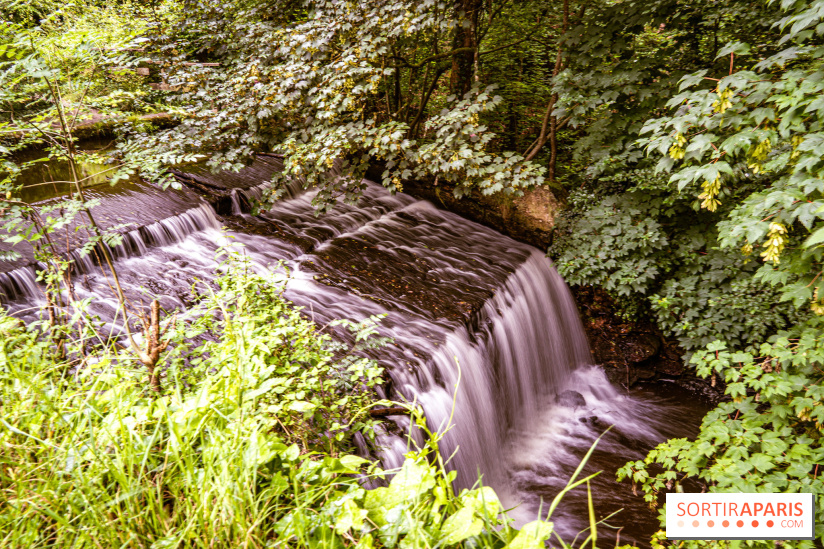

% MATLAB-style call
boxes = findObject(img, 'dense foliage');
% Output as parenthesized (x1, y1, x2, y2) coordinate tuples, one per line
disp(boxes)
(121, 0, 567, 211)
(548, 1, 824, 546)
(3, 0, 824, 546)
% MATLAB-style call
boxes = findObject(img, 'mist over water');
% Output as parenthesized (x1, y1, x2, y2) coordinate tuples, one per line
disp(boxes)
(0, 170, 705, 546)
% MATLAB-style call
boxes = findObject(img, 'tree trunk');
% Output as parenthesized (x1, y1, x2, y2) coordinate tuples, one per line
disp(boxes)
(393, 58, 402, 113)
(549, 115, 558, 181)
(523, 0, 569, 179)
(450, 0, 482, 97)
(140, 299, 173, 393)
(548, 0, 569, 183)
(369, 407, 410, 418)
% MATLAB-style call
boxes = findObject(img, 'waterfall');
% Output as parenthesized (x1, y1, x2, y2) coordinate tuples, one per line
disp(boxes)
(375, 252, 592, 491)
(1, 166, 706, 545)
(0, 267, 39, 302)
(230, 189, 243, 216)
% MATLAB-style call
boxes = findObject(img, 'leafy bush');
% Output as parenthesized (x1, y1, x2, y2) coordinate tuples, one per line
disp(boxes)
(553, 190, 676, 298)
(0, 261, 382, 545)
(0, 0, 157, 122)
(619, 319, 824, 547)
(553, 0, 824, 546)
(552, 188, 802, 354)
(164, 258, 387, 451)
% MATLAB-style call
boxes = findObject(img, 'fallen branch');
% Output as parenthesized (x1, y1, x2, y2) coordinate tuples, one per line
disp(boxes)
(368, 407, 410, 418)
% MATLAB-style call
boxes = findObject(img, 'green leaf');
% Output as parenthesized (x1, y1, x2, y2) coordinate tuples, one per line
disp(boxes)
(334, 499, 367, 534)
(364, 458, 437, 524)
(339, 454, 369, 470)
(283, 444, 300, 462)
(505, 520, 554, 549)
(439, 506, 483, 544)
(461, 486, 502, 518)
(717, 41, 751, 58)
(749, 453, 775, 473)
(803, 225, 824, 247)
(288, 400, 315, 412)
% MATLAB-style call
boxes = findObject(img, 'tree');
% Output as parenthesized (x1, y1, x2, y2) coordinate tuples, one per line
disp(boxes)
(124, 0, 571, 212)
(0, 4, 194, 390)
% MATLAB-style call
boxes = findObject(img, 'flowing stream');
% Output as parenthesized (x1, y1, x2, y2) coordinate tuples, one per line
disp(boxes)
(0, 159, 707, 546)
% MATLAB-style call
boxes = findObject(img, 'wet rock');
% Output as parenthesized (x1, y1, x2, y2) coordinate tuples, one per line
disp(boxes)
(556, 390, 586, 408)
(298, 202, 531, 327)
(603, 366, 629, 386)
(603, 364, 664, 389)
(623, 333, 661, 363)
(573, 285, 684, 380)
(674, 377, 727, 406)
(578, 415, 608, 430)
(310, 230, 499, 324)
(174, 156, 283, 190)
(370, 163, 559, 250)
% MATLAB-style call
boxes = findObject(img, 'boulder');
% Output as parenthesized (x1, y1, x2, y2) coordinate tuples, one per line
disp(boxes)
(556, 390, 586, 408)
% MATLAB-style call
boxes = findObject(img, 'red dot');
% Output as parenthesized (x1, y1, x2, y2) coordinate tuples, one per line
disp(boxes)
(692, 520, 699, 527)
(752, 520, 759, 527)
(708, 520, 715, 527)
(723, 520, 730, 527)
(767, 520, 774, 528)
(737, 520, 744, 527)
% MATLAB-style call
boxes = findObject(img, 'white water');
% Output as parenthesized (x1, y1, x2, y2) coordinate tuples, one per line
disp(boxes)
(1, 175, 704, 545)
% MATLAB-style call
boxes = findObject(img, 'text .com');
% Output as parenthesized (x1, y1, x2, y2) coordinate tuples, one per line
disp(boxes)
(666, 493, 815, 540)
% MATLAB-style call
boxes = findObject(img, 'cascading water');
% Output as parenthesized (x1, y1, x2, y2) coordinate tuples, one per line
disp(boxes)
(0, 203, 220, 304)
(372, 251, 594, 492)
(1, 162, 706, 546)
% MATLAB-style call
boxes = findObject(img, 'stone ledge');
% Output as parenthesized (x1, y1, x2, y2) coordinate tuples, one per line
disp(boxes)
(366, 164, 559, 250)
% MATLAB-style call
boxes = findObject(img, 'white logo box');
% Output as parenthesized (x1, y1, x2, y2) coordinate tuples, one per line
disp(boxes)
(666, 493, 815, 540)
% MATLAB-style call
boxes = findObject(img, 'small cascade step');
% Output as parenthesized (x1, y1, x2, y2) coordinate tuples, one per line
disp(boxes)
(173, 156, 304, 215)
(0, 267, 39, 302)
(0, 199, 219, 303)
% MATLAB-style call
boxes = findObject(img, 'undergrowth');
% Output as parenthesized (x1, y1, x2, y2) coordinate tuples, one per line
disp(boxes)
(0, 256, 601, 548)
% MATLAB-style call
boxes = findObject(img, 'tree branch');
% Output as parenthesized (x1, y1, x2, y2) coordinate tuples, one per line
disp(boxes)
(524, 95, 556, 161)
(393, 15, 542, 73)
(478, 0, 512, 43)
(407, 65, 449, 137)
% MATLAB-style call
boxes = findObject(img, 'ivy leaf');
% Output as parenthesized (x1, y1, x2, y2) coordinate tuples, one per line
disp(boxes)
(749, 453, 775, 473)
